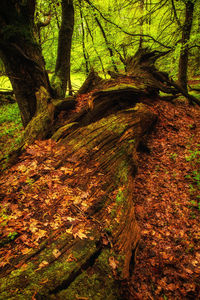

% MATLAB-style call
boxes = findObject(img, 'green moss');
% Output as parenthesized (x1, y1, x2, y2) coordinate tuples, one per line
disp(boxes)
(99, 114, 127, 135)
(51, 74, 64, 98)
(111, 209, 117, 218)
(0, 238, 100, 299)
(125, 103, 144, 111)
(67, 112, 130, 152)
(116, 159, 129, 184)
(116, 189, 126, 204)
(53, 249, 122, 300)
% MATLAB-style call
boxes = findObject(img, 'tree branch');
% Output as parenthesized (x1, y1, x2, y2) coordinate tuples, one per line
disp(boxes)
(83, 0, 172, 49)
(171, 0, 181, 27)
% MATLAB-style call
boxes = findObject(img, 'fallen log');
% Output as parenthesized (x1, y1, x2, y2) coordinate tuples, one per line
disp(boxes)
(62, 84, 153, 132)
(52, 96, 76, 117)
(0, 102, 157, 299)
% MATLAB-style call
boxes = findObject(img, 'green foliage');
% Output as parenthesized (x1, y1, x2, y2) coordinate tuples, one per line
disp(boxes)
(2, 0, 199, 83)
(0, 76, 12, 90)
(185, 146, 200, 163)
(185, 145, 200, 210)
(170, 152, 178, 161)
(116, 189, 125, 204)
(0, 103, 21, 126)
(7, 232, 18, 240)
(0, 103, 23, 157)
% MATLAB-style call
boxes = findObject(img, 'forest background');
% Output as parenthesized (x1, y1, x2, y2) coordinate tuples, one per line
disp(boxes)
(0, 0, 200, 299)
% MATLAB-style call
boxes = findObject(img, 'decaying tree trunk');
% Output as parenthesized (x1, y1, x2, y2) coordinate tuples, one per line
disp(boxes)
(77, 68, 104, 94)
(122, 48, 200, 105)
(0, 95, 157, 299)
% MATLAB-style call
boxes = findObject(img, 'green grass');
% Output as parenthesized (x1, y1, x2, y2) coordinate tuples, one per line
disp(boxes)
(71, 72, 85, 91)
(0, 103, 22, 125)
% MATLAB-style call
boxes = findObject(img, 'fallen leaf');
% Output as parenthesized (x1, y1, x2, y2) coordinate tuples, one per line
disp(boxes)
(66, 225, 73, 235)
(36, 260, 49, 271)
(21, 248, 32, 255)
(34, 229, 47, 242)
(109, 256, 118, 270)
(66, 253, 77, 262)
(52, 248, 61, 258)
(73, 229, 87, 240)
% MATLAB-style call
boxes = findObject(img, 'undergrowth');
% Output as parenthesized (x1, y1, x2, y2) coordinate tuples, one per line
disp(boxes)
(0, 102, 23, 158)
(185, 145, 200, 210)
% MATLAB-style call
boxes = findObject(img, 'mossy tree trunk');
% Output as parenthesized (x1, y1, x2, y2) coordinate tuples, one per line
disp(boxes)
(0, 0, 75, 129)
(0, 0, 52, 128)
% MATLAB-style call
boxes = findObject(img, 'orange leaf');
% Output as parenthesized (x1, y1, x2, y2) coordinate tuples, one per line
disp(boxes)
(109, 256, 118, 270)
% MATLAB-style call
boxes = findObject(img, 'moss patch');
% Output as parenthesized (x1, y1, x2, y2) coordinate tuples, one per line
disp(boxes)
(51, 249, 123, 300)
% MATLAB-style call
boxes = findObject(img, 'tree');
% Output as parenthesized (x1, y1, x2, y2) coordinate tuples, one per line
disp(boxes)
(52, 0, 74, 97)
(78, 1, 90, 75)
(178, 0, 195, 91)
(0, 0, 51, 128)
(0, 0, 74, 128)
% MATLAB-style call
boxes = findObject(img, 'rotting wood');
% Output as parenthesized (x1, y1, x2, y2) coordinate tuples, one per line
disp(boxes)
(77, 68, 104, 95)
(108, 48, 199, 106)
(0, 103, 157, 299)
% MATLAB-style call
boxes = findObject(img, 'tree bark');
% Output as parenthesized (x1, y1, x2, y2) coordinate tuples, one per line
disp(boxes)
(178, 0, 194, 91)
(0, 0, 51, 128)
(52, 0, 74, 97)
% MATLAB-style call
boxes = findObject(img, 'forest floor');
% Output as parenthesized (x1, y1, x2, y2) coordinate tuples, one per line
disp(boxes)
(128, 98, 200, 299)
(0, 77, 199, 299)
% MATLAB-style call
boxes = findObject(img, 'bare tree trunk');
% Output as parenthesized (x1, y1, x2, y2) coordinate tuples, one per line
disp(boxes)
(79, 3, 90, 75)
(178, 0, 194, 91)
(139, 0, 144, 49)
(53, 0, 74, 97)
(194, 13, 200, 75)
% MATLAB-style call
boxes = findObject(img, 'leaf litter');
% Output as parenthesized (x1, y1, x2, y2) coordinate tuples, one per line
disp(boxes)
(0, 138, 108, 275)
(128, 99, 200, 299)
